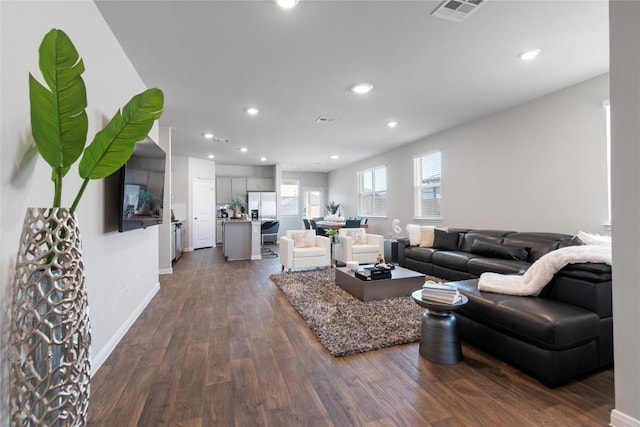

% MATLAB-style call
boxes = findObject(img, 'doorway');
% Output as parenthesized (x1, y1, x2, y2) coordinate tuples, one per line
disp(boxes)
(303, 188, 324, 219)
(192, 179, 214, 249)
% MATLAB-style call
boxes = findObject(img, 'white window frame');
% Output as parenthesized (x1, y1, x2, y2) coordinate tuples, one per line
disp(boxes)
(280, 179, 300, 216)
(357, 165, 387, 218)
(414, 150, 442, 220)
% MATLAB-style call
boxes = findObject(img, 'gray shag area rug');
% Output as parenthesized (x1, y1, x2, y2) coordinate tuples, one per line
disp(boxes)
(270, 268, 443, 357)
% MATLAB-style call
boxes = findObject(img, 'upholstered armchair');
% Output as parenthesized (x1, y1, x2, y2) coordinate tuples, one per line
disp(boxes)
(279, 230, 331, 271)
(335, 228, 384, 265)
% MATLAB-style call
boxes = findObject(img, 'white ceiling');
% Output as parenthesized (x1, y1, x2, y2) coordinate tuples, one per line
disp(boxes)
(96, 0, 609, 172)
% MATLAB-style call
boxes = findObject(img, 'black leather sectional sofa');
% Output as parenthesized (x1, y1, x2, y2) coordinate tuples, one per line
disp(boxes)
(397, 229, 613, 386)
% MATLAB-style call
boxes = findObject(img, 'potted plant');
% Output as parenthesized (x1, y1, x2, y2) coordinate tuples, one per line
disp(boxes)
(326, 201, 341, 215)
(324, 228, 340, 243)
(324, 201, 344, 222)
(10, 28, 164, 425)
(230, 196, 247, 218)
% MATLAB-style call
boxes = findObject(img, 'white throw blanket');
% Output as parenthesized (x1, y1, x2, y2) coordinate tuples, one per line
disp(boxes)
(478, 245, 612, 296)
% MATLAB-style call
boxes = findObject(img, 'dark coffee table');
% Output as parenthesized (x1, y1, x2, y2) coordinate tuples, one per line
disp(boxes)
(411, 289, 469, 364)
(335, 265, 425, 301)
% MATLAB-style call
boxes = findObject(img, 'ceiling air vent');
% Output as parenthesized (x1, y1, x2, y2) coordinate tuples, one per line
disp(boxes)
(213, 137, 229, 143)
(432, 0, 486, 22)
(316, 116, 337, 123)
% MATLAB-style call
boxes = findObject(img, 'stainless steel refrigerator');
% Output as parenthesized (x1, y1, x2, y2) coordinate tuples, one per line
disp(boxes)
(247, 191, 277, 219)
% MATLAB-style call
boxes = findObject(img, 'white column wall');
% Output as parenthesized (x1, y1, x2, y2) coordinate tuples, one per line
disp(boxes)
(609, 1, 640, 425)
(0, 2, 162, 422)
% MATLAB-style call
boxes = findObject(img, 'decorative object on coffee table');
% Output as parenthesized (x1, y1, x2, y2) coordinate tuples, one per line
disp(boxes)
(412, 289, 468, 364)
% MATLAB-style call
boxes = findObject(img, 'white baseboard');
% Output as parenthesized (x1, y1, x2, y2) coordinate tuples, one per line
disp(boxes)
(159, 267, 173, 275)
(90, 282, 160, 376)
(611, 410, 640, 427)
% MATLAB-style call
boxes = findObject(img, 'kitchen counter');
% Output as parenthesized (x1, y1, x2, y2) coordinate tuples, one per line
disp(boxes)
(222, 220, 262, 261)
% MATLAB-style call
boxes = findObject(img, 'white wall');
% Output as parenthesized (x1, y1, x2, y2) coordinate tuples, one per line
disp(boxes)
(280, 171, 329, 234)
(158, 126, 173, 273)
(329, 73, 610, 238)
(0, 1, 162, 422)
(609, 2, 640, 425)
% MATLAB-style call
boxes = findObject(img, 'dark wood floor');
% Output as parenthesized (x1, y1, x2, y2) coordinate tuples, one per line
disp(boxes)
(88, 247, 614, 426)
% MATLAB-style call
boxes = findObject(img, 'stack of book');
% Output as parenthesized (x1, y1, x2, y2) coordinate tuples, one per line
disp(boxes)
(421, 281, 462, 304)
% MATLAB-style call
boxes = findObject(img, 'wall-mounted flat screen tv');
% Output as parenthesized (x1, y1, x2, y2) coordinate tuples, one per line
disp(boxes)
(118, 138, 166, 232)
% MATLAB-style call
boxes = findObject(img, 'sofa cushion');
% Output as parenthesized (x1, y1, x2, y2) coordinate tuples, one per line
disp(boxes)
(406, 224, 421, 246)
(404, 246, 437, 263)
(555, 262, 612, 282)
(292, 246, 326, 258)
(455, 280, 600, 350)
(459, 230, 515, 252)
(467, 257, 530, 276)
(419, 226, 436, 247)
(343, 228, 366, 244)
(432, 251, 481, 272)
(352, 244, 379, 254)
(502, 233, 569, 262)
(470, 240, 530, 261)
(433, 229, 460, 250)
(292, 230, 316, 248)
(557, 235, 585, 248)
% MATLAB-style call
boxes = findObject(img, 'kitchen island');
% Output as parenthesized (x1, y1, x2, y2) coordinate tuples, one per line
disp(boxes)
(222, 219, 262, 261)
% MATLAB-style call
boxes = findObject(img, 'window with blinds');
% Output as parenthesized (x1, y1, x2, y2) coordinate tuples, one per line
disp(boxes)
(358, 165, 387, 217)
(280, 179, 299, 215)
(414, 151, 442, 219)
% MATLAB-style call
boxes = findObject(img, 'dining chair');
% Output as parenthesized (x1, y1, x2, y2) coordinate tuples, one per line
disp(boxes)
(303, 218, 311, 230)
(345, 219, 361, 228)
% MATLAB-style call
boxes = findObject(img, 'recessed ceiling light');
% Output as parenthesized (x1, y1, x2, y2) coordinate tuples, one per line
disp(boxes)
(387, 121, 398, 128)
(245, 107, 259, 115)
(203, 132, 214, 139)
(330, 155, 339, 160)
(260, 156, 267, 162)
(208, 154, 215, 159)
(275, 0, 299, 9)
(240, 147, 248, 153)
(350, 83, 373, 94)
(519, 49, 541, 61)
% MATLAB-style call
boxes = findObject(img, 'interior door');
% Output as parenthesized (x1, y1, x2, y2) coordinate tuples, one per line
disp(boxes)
(303, 188, 323, 219)
(192, 179, 214, 249)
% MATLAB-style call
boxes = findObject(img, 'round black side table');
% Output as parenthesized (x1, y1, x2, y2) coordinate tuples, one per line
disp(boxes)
(411, 290, 469, 364)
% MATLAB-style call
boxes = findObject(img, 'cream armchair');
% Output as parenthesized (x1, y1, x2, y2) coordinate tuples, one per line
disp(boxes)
(279, 230, 331, 271)
(335, 228, 384, 265)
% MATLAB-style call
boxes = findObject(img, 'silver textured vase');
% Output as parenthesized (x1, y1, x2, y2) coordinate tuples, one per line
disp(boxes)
(10, 208, 91, 426)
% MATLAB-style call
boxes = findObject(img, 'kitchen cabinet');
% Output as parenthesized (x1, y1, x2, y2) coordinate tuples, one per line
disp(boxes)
(216, 177, 232, 204)
(216, 176, 273, 203)
(230, 178, 246, 199)
(246, 177, 274, 192)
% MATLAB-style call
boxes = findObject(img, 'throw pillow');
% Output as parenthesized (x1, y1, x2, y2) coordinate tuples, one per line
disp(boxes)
(292, 230, 315, 248)
(432, 229, 460, 251)
(419, 226, 436, 248)
(576, 231, 611, 246)
(406, 224, 421, 246)
(558, 235, 585, 248)
(470, 240, 530, 261)
(345, 228, 367, 245)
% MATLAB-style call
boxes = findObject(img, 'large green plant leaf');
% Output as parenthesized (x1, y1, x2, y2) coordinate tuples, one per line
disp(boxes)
(29, 29, 88, 176)
(78, 88, 164, 180)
